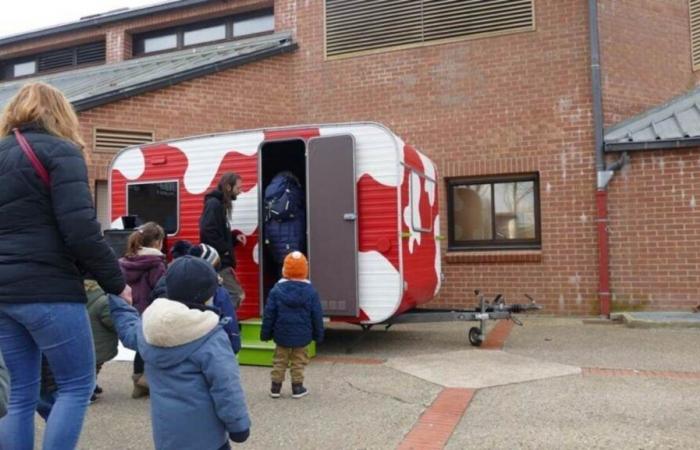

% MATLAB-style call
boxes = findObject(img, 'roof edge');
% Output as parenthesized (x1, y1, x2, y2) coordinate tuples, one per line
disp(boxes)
(605, 137, 700, 153)
(73, 40, 297, 112)
(0, 0, 213, 47)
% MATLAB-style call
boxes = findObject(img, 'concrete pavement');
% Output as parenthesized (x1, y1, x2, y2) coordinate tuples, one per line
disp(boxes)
(33, 318, 700, 449)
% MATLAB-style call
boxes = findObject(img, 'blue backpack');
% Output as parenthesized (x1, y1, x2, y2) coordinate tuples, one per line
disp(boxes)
(264, 172, 303, 222)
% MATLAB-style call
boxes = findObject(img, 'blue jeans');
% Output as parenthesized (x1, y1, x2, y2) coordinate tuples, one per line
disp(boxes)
(0, 302, 95, 450)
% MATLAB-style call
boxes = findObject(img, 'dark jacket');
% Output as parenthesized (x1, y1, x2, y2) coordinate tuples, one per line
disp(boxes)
(0, 350, 9, 418)
(150, 277, 241, 354)
(0, 124, 125, 303)
(119, 251, 166, 313)
(85, 280, 118, 365)
(110, 295, 250, 450)
(199, 190, 237, 269)
(261, 280, 324, 348)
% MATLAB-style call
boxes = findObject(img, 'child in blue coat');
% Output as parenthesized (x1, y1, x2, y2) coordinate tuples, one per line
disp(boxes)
(110, 256, 250, 450)
(261, 251, 323, 399)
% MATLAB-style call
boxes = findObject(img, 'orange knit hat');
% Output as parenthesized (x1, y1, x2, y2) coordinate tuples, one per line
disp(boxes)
(282, 251, 308, 280)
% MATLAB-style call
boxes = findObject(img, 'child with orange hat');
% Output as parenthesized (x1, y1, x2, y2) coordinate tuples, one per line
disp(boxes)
(260, 251, 323, 398)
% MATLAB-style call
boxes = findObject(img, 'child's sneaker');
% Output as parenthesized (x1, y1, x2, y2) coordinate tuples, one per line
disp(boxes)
(291, 383, 308, 399)
(270, 382, 282, 398)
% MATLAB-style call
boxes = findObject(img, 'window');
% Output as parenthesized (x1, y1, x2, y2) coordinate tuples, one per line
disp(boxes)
(134, 10, 274, 56)
(127, 182, 179, 234)
(325, 0, 535, 58)
(1, 41, 105, 80)
(233, 14, 274, 37)
(447, 174, 540, 251)
(691, 0, 700, 70)
(13, 61, 36, 77)
(184, 24, 227, 46)
(409, 169, 434, 232)
(143, 34, 178, 53)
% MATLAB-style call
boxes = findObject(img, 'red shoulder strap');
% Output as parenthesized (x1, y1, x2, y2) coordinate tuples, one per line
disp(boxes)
(13, 128, 51, 188)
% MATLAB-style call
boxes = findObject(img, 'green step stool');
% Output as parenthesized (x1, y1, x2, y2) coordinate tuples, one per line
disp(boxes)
(237, 318, 316, 367)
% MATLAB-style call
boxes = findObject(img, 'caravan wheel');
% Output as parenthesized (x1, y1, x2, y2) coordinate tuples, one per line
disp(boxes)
(468, 327, 483, 347)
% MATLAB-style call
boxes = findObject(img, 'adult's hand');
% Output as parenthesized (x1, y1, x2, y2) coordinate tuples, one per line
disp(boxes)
(119, 285, 133, 304)
(236, 234, 247, 246)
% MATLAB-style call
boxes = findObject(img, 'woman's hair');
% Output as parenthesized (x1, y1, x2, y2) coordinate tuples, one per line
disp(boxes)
(0, 82, 85, 150)
(217, 172, 242, 215)
(125, 222, 165, 257)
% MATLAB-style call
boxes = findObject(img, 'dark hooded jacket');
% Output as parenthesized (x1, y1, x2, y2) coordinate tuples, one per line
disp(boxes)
(0, 123, 125, 303)
(260, 279, 324, 348)
(199, 190, 237, 269)
(119, 249, 166, 313)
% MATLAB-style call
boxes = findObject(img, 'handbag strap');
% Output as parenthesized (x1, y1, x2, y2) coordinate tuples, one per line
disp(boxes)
(13, 128, 50, 188)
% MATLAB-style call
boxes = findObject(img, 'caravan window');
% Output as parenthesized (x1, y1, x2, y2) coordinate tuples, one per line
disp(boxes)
(408, 169, 434, 233)
(127, 181, 179, 234)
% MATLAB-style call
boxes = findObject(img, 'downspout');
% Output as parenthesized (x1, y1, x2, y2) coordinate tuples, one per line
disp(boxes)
(588, 0, 627, 317)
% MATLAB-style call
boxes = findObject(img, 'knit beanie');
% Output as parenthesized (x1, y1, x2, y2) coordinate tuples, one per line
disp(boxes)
(189, 243, 220, 267)
(171, 240, 193, 259)
(165, 256, 218, 305)
(282, 251, 308, 280)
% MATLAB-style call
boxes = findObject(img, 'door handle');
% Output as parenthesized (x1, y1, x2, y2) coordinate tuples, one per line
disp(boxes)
(343, 213, 357, 221)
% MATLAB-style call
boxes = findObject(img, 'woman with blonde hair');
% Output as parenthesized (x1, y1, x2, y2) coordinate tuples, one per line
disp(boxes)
(0, 82, 131, 449)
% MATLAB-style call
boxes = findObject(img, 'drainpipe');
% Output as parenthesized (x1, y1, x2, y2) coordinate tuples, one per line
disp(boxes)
(588, 0, 627, 317)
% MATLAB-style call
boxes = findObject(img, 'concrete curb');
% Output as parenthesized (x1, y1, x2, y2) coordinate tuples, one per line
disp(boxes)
(611, 312, 700, 329)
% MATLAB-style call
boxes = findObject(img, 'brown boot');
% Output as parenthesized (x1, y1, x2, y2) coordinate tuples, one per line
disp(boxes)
(131, 373, 149, 399)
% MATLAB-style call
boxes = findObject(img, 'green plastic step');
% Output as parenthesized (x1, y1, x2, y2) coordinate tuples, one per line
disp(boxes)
(237, 318, 316, 367)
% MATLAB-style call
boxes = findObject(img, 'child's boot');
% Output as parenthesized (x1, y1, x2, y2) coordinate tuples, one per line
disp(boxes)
(131, 373, 149, 399)
(291, 383, 308, 399)
(270, 382, 282, 398)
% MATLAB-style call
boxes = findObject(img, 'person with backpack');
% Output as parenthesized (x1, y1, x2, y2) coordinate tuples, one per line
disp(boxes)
(200, 173, 247, 309)
(263, 171, 306, 278)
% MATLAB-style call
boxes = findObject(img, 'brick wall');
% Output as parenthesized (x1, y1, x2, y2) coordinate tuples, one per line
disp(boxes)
(600, 0, 700, 126)
(607, 149, 700, 311)
(601, 0, 700, 312)
(278, 0, 600, 315)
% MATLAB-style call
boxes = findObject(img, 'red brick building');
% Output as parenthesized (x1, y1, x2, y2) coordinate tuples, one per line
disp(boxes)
(1, 0, 698, 314)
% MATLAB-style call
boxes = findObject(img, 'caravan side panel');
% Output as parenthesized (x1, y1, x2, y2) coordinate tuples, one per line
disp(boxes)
(319, 124, 402, 324)
(109, 132, 264, 320)
(398, 144, 441, 315)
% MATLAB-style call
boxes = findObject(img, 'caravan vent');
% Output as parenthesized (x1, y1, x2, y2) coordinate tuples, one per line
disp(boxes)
(325, 0, 535, 58)
(94, 128, 154, 153)
(691, 0, 700, 70)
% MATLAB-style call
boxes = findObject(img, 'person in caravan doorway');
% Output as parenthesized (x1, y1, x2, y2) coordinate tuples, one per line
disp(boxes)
(200, 172, 247, 309)
(263, 171, 306, 278)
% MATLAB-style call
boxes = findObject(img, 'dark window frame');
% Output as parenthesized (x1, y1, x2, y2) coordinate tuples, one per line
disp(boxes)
(126, 180, 180, 235)
(132, 9, 274, 57)
(1, 40, 106, 81)
(447, 173, 541, 251)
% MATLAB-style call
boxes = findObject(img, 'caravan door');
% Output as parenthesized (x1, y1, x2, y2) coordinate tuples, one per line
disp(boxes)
(307, 135, 359, 317)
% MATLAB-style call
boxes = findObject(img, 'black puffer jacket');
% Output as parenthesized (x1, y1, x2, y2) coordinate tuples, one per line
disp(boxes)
(199, 190, 237, 269)
(0, 124, 125, 303)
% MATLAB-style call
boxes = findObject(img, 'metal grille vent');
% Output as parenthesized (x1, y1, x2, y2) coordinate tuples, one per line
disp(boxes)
(76, 41, 106, 65)
(326, 0, 534, 57)
(691, 0, 700, 70)
(94, 128, 154, 153)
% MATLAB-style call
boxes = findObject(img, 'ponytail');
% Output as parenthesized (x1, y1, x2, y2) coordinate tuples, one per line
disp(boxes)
(125, 221, 165, 257)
